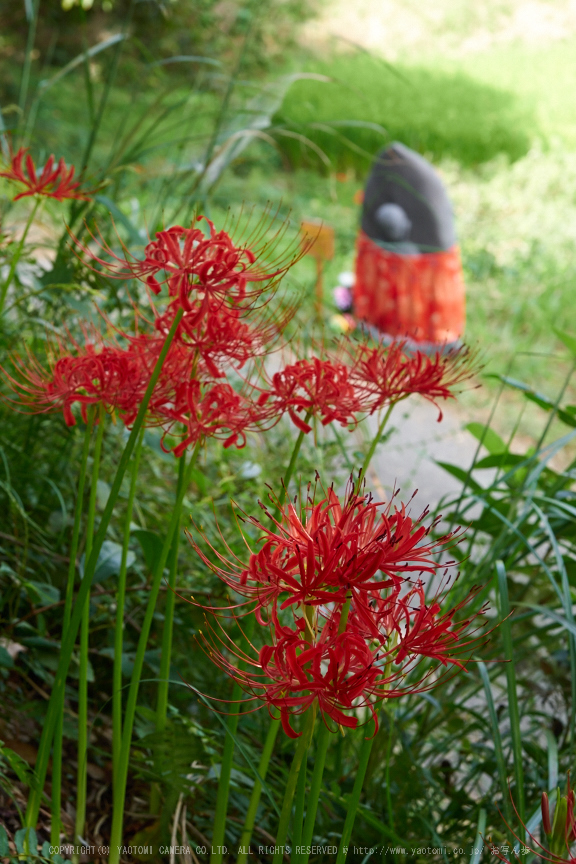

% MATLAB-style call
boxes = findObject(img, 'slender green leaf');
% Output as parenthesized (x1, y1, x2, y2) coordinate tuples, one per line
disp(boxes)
(38, 34, 127, 93)
(198, 73, 330, 192)
(149, 55, 222, 69)
(478, 662, 512, 824)
(436, 462, 485, 493)
(466, 422, 507, 455)
(474, 453, 526, 469)
(496, 560, 525, 832)
(132, 529, 164, 573)
(545, 728, 558, 792)
(469, 808, 486, 864)
(554, 328, 576, 358)
(0, 826, 8, 857)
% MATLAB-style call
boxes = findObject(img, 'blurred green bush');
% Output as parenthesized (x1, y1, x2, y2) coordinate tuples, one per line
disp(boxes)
(0, 0, 316, 104)
(273, 52, 536, 171)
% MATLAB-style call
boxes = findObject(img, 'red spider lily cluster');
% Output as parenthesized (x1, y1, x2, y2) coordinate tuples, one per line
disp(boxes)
(346, 338, 477, 420)
(1, 208, 478, 459)
(188, 478, 488, 738)
(0, 215, 297, 453)
(258, 356, 366, 433)
(252, 339, 477, 437)
(2, 328, 150, 427)
(71, 215, 296, 318)
(0, 147, 92, 202)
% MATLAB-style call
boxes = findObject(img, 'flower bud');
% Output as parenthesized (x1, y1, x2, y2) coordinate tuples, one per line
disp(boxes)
(541, 792, 551, 835)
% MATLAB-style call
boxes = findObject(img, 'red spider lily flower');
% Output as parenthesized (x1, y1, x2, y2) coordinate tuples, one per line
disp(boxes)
(187, 481, 460, 621)
(490, 777, 576, 863)
(148, 295, 290, 379)
(250, 626, 381, 738)
(259, 357, 367, 433)
(1, 329, 153, 427)
(198, 615, 378, 737)
(70, 214, 299, 322)
(198, 585, 485, 738)
(188, 478, 488, 737)
(389, 580, 486, 669)
(152, 378, 278, 457)
(0, 147, 92, 202)
(347, 339, 477, 420)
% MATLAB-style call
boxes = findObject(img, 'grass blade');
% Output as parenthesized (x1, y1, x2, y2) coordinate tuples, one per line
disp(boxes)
(478, 661, 512, 825)
(469, 808, 486, 864)
(496, 560, 525, 834)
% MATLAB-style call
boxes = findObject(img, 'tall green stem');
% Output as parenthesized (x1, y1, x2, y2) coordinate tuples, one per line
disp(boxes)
(335, 718, 378, 864)
(108, 439, 201, 864)
(271, 710, 315, 864)
(332, 604, 380, 864)
(18, 0, 39, 125)
(112, 426, 145, 790)
(356, 403, 395, 493)
(292, 596, 352, 864)
(279, 425, 308, 507)
(0, 199, 40, 317)
(154, 453, 187, 728)
(291, 741, 308, 851)
(296, 722, 332, 864)
(50, 412, 94, 846)
(210, 684, 243, 863)
(150, 452, 187, 813)
(25, 308, 184, 831)
(211, 614, 256, 864)
(236, 718, 281, 864)
(74, 407, 105, 858)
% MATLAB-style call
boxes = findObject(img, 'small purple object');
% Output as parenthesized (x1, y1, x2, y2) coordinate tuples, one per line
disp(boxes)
(334, 285, 353, 312)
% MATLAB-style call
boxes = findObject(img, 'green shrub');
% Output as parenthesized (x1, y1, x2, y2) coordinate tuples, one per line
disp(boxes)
(273, 52, 536, 172)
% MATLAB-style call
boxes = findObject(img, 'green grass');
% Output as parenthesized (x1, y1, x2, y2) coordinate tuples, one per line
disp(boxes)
(419, 39, 576, 149)
(272, 52, 535, 172)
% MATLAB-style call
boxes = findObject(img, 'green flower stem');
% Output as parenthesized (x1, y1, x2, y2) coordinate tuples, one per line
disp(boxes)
(150, 452, 188, 814)
(154, 453, 187, 729)
(0, 198, 41, 317)
(278, 410, 312, 509)
(296, 721, 332, 864)
(334, 617, 387, 862)
(294, 601, 340, 864)
(271, 709, 315, 864)
(384, 711, 394, 828)
(109, 438, 201, 864)
(335, 718, 378, 864)
(112, 426, 145, 790)
(210, 683, 243, 864)
(50, 411, 95, 846)
(24, 307, 184, 832)
(74, 407, 105, 860)
(236, 718, 281, 864)
(355, 403, 395, 493)
(211, 614, 256, 864)
(291, 740, 308, 851)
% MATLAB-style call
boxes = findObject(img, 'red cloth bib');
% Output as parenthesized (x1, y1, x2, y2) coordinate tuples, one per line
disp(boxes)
(354, 231, 466, 344)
